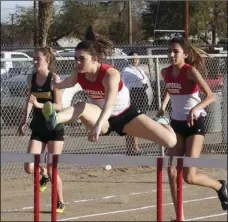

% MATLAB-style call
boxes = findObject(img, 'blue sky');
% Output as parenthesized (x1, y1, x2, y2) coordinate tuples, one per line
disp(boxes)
(1, 1, 33, 22)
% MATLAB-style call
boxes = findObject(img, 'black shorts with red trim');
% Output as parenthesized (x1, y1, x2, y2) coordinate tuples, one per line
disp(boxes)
(105, 105, 143, 136)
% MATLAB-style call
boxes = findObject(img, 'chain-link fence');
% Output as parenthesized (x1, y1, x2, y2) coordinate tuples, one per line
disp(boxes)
(1, 53, 227, 179)
(1, 43, 227, 58)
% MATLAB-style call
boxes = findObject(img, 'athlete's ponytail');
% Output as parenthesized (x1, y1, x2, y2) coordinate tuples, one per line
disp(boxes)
(76, 26, 113, 62)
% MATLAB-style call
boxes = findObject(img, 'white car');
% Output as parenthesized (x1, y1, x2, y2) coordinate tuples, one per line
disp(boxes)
(1, 51, 32, 80)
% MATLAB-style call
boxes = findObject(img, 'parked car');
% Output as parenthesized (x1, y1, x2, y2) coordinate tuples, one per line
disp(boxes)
(1, 51, 32, 81)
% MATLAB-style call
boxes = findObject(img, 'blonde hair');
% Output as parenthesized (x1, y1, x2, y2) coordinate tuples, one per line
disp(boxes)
(35, 46, 56, 72)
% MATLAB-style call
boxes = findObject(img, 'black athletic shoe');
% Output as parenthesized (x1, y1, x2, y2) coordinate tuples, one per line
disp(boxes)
(57, 201, 65, 213)
(39, 176, 50, 192)
(217, 180, 228, 211)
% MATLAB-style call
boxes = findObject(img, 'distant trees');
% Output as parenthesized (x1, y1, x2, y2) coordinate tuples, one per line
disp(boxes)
(1, 1, 227, 46)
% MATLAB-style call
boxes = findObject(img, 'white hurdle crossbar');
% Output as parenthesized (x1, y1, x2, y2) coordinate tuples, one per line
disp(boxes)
(1, 152, 227, 222)
(1, 152, 170, 167)
(1, 152, 227, 169)
(172, 156, 227, 169)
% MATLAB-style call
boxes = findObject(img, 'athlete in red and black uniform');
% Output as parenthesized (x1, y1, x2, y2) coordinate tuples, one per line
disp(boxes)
(157, 37, 228, 221)
(42, 26, 177, 150)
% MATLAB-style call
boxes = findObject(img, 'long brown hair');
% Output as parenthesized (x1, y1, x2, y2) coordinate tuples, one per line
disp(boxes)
(169, 37, 208, 71)
(76, 26, 113, 62)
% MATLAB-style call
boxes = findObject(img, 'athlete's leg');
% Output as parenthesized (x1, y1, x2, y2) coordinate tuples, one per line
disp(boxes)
(47, 140, 65, 212)
(122, 114, 177, 148)
(167, 134, 185, 221)
(24, 139, 48, 177)
(184, 135, 228, 210)
(42, 101, 110, 133)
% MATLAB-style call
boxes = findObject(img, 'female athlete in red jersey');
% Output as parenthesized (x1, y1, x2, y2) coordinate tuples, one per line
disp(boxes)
(157, 37, 227, 221)
(42, 26, 177, 150)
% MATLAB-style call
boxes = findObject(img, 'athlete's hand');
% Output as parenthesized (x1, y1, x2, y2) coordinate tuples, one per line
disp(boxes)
(29, 95, 40, 108)
(51, 74, 60, 90)
(187, 108, 199, 127)
(88, 124, 102, 142)
(18, 121, 27, 136)
(51, 78, 58, 90)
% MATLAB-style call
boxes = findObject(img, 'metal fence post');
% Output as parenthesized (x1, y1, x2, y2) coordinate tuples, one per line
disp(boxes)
(155, 58, 165, 156)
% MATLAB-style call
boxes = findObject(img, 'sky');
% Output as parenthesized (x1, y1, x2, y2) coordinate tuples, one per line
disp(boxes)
(1, 1, 33, 22)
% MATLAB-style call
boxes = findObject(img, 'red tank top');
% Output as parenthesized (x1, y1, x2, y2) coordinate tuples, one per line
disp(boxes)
(164, 63, 199, 95)
(77, 63, 123, 100)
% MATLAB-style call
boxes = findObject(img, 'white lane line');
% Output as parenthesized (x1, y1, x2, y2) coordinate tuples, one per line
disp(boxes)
(1, 188, 178, 213)
(58, 196, 218, 221)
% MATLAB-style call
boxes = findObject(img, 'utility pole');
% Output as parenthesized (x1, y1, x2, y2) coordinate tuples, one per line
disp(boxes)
(34, 0, 38, 47)
(128, 0, 132, 44)
(184, 0, 189, 39)
(10, 13, 15, 46)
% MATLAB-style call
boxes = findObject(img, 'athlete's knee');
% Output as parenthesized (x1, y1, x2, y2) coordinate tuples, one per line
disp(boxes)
(183, 171, 196, 184)
(73, 101, 87, 115)
(165, 136, 177, 149)
(74, 101, 86, 110)
(47, 163, 53, 177)
(24, 162, 34, 174)
(167, 166, 177, 180)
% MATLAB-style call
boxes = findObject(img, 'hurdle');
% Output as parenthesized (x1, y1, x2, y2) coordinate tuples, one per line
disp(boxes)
(1, 153, 227, 222)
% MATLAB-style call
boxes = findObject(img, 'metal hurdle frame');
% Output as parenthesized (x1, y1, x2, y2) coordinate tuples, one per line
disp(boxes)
(1, 153, 227, 222)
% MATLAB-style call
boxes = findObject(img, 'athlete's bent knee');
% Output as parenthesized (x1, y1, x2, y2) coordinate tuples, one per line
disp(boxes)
(74, 101, 86, 109)
(167, 166, 177, 180)
(24, 162, 34, 174)
(47, 163, 53, 177)
(183, 172, 196, 185)
(165, 136, 177, 149)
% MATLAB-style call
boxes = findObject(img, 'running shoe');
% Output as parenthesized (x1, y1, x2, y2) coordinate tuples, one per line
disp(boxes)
(217, 180, 228, 210)
(57, 201, 65, 213)
(42, 101, 57, 130)
(39, 176, 50, 192)
(153, 116, 170, 125)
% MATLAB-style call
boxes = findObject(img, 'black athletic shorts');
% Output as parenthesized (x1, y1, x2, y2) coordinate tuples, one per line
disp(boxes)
(170, 116, 206, 138)
(30, 129, 64, 144)
(105, 105, 143, 136)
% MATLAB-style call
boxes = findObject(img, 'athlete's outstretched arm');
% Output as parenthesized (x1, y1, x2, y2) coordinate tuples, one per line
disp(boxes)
(96, 68, 120, 127)
(18, 75, 34, 135)
(22, 75, 34, 123)
(157, 68, 170, 115)
(54, 67, 78, 90)
(187, 66, 215, 126)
